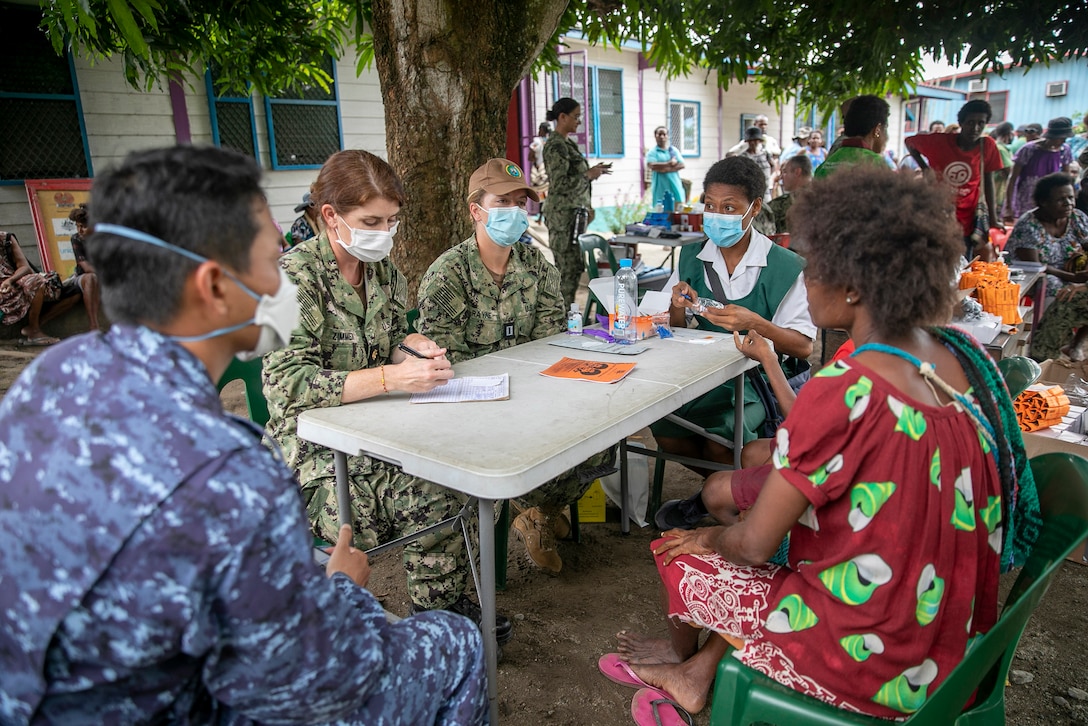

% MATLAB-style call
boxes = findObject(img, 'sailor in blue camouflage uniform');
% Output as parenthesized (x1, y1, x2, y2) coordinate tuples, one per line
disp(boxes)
(418, 159, 615, 575)
(262, 149, 512, 641)
(0, 145, 488, 725)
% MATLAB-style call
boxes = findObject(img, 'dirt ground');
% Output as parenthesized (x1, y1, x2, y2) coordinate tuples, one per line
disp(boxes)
(1, 335, 1085, 726)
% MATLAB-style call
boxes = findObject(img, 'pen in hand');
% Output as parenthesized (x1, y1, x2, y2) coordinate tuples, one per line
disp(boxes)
(398, 342, 430, 359)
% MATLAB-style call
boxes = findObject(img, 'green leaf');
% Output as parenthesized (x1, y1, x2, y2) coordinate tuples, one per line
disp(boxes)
(106, 0, 149, 56)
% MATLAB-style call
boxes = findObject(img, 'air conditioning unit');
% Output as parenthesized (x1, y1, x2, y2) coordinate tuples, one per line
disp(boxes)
(967, 78, 988, 93)
(1046, 80, 1068, 97)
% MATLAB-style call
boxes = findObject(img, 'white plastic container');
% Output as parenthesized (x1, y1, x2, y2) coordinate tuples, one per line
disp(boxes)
(566, 302, 583, 335)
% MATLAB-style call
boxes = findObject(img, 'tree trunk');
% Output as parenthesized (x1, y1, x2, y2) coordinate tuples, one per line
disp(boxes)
(370, 0, 569, 305)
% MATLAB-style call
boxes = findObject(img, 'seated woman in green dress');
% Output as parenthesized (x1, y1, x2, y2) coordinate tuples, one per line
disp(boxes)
(653, 156, 815, 529)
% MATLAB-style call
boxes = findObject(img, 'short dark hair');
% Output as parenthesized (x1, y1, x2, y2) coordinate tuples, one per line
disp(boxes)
(1033, 172, 1075, 207)
(958, 99, 992, 124)
(67, 203, 88, 226)
(790, 166, 962, 338)
(703, 156, 766, 204)
(783, 154, 812, 177)
(546, 97, 579, 122)
(843, 95, 891, 137)
(928, 120, 945, 132)
(87, 146, 264, 326)
(990, 121, 1015, 140)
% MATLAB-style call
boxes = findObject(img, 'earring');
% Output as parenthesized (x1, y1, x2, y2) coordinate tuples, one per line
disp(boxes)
(846, 296, 854, 304)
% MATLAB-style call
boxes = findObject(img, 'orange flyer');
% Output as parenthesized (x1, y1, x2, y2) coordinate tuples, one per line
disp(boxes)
(539, 357, 636, 384)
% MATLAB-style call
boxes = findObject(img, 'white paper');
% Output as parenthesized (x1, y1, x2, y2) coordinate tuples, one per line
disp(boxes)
(638, 290, 671, 315)
(588, 277, 615, 312)
(409, 374, 509, 403)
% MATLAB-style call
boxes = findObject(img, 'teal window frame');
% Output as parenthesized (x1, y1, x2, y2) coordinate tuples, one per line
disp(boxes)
(552, 64, 625, 159)
(204, 70, 259, 161)
(0, 6, 92, 186)
(263, 57, 343, 170)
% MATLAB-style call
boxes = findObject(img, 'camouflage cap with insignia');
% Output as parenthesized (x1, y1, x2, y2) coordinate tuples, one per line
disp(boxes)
(469, 158, 540, 202)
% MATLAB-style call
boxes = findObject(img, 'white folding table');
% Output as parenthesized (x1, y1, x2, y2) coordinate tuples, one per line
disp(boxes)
(296, 330, 757, 723)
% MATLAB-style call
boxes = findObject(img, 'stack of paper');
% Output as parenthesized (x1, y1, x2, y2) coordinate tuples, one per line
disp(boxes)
(410, 374, 509, 403)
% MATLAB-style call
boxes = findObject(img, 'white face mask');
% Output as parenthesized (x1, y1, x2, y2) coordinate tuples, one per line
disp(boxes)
(335, 215, 398, 262)
(235, 268, 300, 361)
(94, 224, 300, 360)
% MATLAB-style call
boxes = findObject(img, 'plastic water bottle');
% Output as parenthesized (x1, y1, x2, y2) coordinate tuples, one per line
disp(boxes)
(614, 258, 638, 343)
(662, 190, 675, 213)
(566, 302, 583, 335)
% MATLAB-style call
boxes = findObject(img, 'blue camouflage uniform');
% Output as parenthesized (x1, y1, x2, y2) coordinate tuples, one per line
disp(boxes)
(0, 325, 488, 725)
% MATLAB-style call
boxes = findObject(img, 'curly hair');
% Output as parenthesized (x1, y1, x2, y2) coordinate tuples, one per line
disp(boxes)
(703, 156, 766, 204)
(789, 166, 962, 338)
(1032, 172, 1075, 207)
(842, 95, 890, 137)
(67, 203, 89, 226)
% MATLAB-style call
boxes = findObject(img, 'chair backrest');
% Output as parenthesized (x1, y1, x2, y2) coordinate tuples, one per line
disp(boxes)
(997, 355, 1042, 400)
(216, 357, 270, 427)
(578, 233, 616, 281)
(912, 451, 1088, 722)
(709, 451, 1088, 725)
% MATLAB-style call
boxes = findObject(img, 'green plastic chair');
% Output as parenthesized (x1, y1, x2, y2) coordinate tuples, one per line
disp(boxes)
(708, 452, 1088, 726)
(217, 357, 270, 426)
(997, 355, 1042, 400)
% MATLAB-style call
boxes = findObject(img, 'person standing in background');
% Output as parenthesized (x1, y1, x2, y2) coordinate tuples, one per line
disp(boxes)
(1005, 117, 1075, 220)
(905, 99, 1005, 258)
(542, 97, 612, 308)
(645, 126, 686, 208)
(990, 122, 1016, 216)
(740, 126, 776, 202)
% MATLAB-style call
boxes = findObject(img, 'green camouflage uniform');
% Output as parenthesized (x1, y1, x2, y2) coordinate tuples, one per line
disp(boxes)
(542, 131, 591, 308)
(417, 237, 613, 510)
(767, 194, 793, 234)
(263, 234, 469, 610)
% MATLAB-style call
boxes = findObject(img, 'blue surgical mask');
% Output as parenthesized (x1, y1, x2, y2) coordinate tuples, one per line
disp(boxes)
(478, 205, 529, 247)
(95, 224, 299, 360)
(704, 201, 756, 248)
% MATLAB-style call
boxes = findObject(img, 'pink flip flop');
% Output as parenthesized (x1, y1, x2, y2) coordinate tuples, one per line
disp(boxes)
(630, 687, 693, 726)
(598, 653, 654, 690)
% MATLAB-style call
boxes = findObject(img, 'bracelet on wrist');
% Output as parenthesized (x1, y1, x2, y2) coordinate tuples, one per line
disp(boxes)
(380, 365, 388, 394)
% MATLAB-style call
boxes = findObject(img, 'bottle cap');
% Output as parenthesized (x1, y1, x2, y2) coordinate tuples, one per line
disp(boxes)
(619, 258, 633, 268)
(570, 303, 579, 311)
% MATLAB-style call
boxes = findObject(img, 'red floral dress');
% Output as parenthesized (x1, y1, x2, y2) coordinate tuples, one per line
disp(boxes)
(0, 232, 59, 325)
(655, 359, 1002, 718)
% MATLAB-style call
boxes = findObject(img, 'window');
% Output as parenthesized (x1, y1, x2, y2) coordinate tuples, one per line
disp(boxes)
(264, 55, 343, 169)
(903, 99, 920, 134)
(670, 101, 700, 156)
(967, 90, 1008, 123)
(0, 4, 91, 184)
(205, 68, 258, 160)
(553, 62, 624, 158)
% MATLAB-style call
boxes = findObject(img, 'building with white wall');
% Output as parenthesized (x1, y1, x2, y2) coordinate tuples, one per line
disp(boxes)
(3, 2, 819, 266)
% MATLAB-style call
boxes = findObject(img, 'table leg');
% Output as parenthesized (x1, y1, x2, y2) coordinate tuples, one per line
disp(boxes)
(733, 373, 744, 468)
(477, 498, 500, 724)
(334, 450, 352, 529)
(620, 440, 630, 535)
